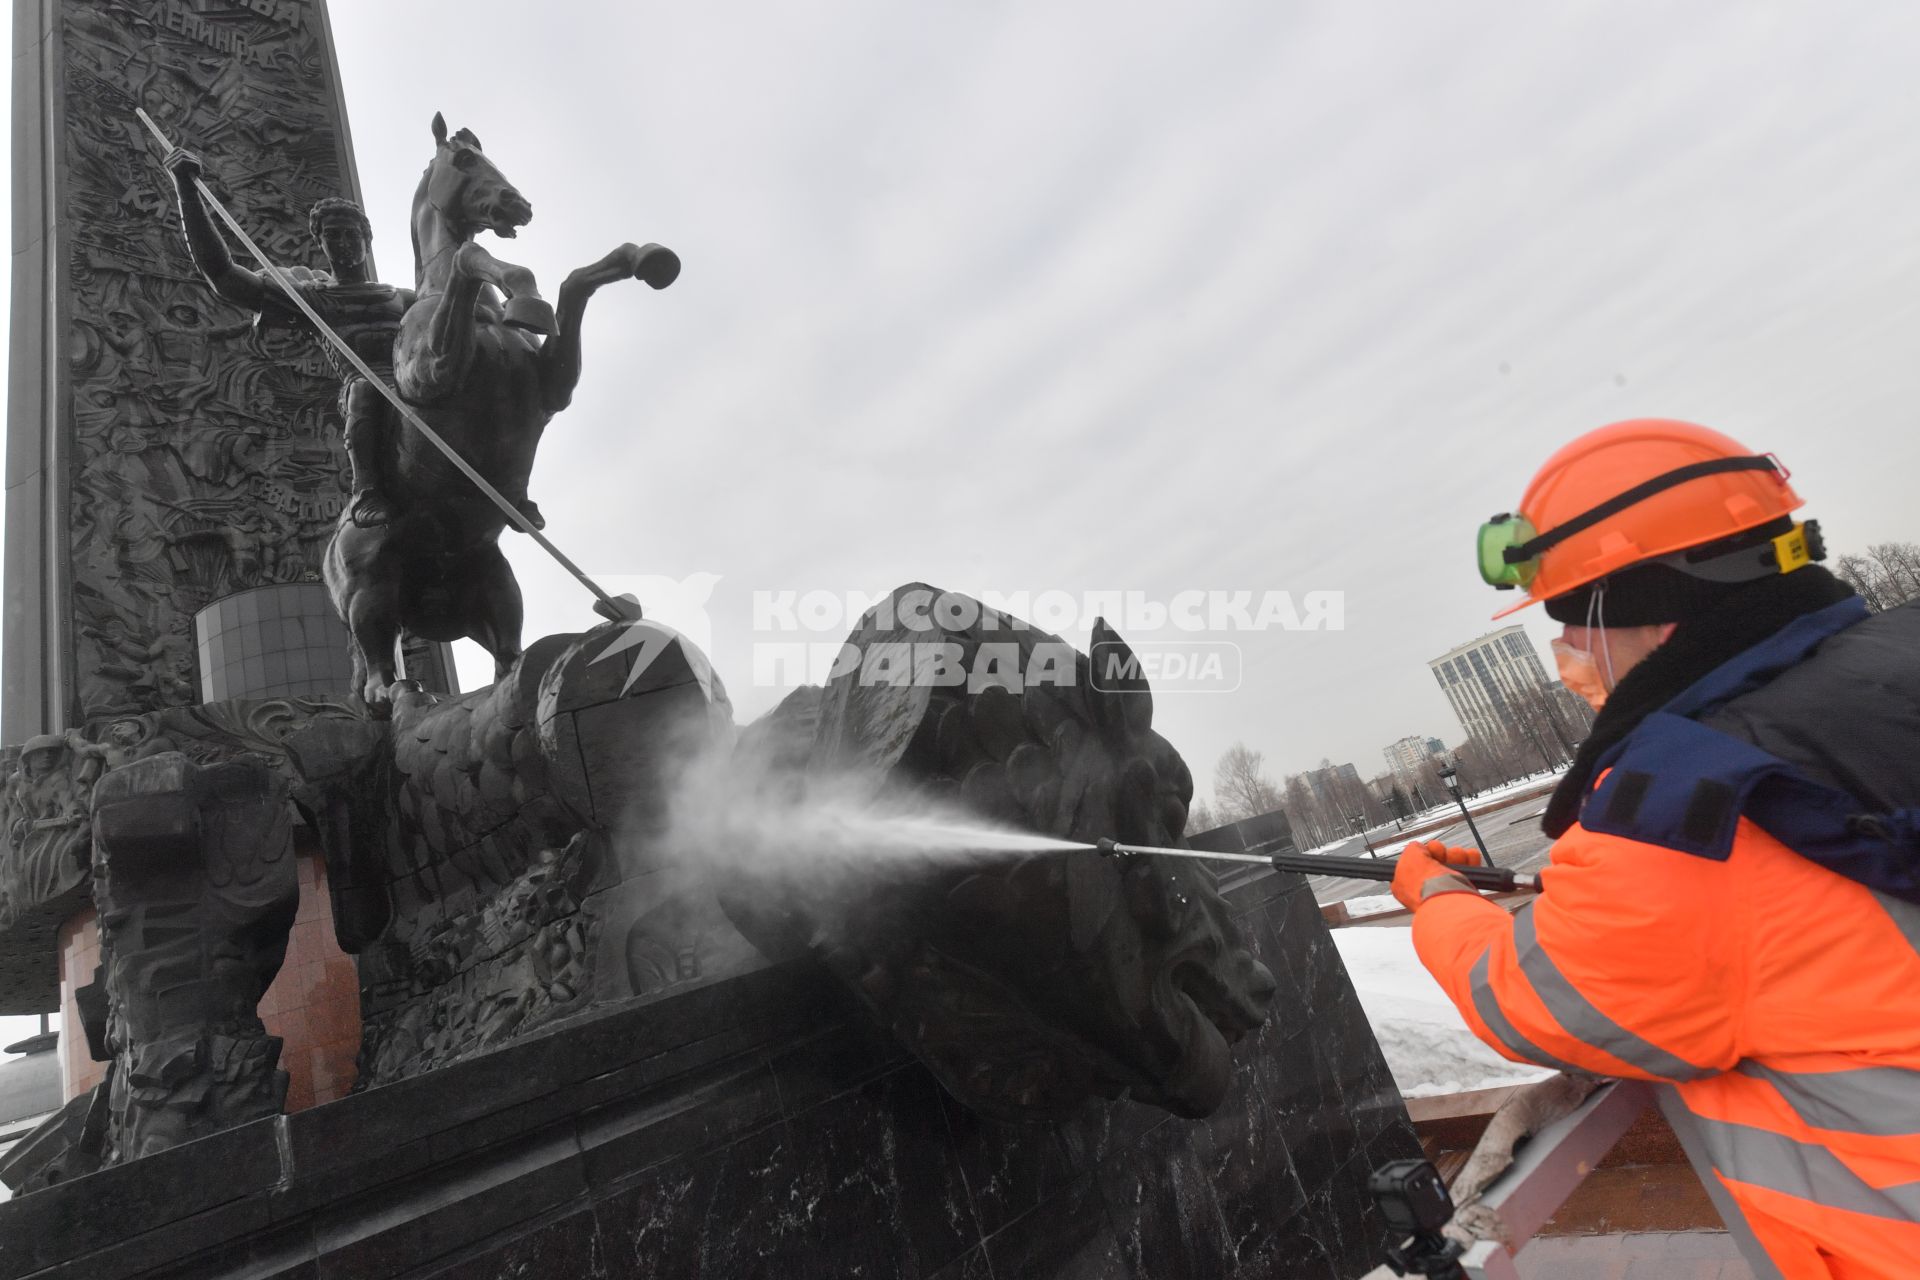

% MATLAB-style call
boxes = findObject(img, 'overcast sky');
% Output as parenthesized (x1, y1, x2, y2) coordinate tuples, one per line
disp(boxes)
(21, 1, 1920, 813)
(322, 1, 1920, 798)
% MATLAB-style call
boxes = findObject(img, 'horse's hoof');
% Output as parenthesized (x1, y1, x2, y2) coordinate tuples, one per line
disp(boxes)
(634, 244, 680, 290)
(504, 295, 556, 334)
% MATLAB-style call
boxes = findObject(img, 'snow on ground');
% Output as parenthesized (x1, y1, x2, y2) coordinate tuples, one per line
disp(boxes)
(1340, 893, 1402, 920)
(1333, 926, 1554, 1099)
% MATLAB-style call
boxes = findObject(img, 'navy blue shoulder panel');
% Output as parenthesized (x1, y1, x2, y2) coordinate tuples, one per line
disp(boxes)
(1580, 600, 1920, 903)
(1583, 714, 1786, 859)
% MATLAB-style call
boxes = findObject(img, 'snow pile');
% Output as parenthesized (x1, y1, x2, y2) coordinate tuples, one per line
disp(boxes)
(1333, 927, 1554, 1098)
(1341, 893, 1403, 920)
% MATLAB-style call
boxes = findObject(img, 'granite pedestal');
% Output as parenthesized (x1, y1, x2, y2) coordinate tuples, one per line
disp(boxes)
(0, 867, 1416, 1280)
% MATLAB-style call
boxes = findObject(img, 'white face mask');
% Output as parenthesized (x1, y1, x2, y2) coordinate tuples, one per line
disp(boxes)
(1554, 586, 1620, 711)
(1552, 638, 1610, 711)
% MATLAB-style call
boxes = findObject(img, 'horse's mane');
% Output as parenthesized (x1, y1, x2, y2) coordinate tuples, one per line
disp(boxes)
(410, 167, 432, 291)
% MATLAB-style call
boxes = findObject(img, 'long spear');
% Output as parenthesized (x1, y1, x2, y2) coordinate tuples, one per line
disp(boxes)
(134, 108, 638, 623)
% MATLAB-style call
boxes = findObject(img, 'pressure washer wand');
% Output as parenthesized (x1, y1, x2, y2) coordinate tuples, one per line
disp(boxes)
(1092, 838, 1540, 895)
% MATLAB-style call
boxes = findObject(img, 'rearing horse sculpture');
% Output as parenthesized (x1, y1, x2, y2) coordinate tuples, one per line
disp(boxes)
(324, 113, 678, 712)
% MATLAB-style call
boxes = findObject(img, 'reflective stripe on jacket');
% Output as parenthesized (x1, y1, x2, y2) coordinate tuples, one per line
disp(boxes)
(1415, 819, 1920, 1279)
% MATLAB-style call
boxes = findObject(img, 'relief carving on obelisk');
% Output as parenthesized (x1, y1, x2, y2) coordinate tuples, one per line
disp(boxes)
(58, 1, 363, 724)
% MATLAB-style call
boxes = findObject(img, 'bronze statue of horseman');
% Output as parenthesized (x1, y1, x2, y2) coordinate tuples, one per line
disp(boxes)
(170, 111, 677, 712)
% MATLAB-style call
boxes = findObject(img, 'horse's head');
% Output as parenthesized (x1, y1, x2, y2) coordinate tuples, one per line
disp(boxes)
(424, 112, 532, 240)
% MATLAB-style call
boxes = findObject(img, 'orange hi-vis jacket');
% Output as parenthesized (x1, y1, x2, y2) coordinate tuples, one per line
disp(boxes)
(1415, 600, 1920, 1280)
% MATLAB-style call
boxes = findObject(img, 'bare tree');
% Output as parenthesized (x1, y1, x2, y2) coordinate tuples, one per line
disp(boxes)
(1837, 553, 1893, 611)
(1283, 773, 1331, 847)
(1836, 541, 1920, 612)
(1186, 796, 1219, 836)
(1404, 754, 1450, 813)
(1322, 764, 1389, 828)
(1450, 724, 1542, 794)
(1214, 743, 1284, 824)
(1870, 542, 1920, 606)
(1450, 741, 1500, 795)
(1515, 680, 1585, 763)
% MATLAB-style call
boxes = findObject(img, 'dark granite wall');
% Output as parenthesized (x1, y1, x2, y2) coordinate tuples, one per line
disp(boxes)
(0, 869, 1417, 1280)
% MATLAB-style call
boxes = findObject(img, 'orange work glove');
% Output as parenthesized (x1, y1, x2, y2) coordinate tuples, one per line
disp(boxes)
(1390, 840, 1483, 912)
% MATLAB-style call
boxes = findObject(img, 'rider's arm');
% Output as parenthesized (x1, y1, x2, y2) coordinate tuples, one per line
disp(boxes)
(166, 149, 274, 313)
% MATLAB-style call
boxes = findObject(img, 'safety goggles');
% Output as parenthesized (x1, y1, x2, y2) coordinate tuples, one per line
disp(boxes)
(1477, 513, 1539, 589)
(1476, 454, 1784, 590)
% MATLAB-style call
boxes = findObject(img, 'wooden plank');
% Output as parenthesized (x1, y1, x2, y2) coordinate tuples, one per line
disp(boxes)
(1417, 1084, 1721, 1237)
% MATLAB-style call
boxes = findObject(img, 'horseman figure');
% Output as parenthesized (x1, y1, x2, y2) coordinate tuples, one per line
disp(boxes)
(169, 113, 677, 713)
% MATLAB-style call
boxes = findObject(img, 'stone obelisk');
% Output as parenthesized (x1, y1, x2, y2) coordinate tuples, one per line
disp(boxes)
(5, 0, 451, 745)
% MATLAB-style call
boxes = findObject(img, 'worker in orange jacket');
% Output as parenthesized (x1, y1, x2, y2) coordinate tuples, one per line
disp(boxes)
(1391, 419, 1920, 1279)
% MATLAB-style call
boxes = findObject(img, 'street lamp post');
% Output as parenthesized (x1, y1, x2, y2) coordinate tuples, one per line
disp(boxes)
(1349, 813, 1377, 857)
(1436, 761, 1495, 866)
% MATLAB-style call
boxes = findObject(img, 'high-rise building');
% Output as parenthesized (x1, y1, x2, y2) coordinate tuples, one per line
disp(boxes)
(1303, 761, 1362, 814)
(1429, 626, 1587, 760)
(1383, 735, 1438, 795)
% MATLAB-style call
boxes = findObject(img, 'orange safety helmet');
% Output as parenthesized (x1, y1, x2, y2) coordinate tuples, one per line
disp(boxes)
(1482, 419, 1806, 619)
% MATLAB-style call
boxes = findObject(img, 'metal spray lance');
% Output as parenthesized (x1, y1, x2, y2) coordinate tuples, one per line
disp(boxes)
(1089, 838, 1541, 894)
